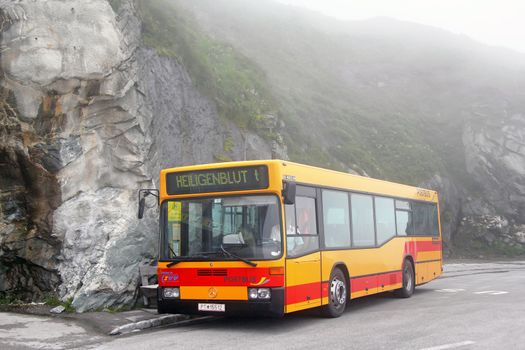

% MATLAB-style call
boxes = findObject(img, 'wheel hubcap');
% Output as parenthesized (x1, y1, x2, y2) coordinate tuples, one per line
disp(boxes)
(404, 265, 412, 291)
(330, 277, 346, 306)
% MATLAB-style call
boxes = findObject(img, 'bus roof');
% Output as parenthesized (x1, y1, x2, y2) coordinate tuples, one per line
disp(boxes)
(160, 159, 438, 203)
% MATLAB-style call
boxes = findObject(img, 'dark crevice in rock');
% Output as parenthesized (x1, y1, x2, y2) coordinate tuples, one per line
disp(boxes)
(0, 82, 63, 301)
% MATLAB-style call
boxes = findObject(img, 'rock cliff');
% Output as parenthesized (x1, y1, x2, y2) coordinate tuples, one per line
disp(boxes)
(0, 0, 282, 311)
(455, 109, 525, 256)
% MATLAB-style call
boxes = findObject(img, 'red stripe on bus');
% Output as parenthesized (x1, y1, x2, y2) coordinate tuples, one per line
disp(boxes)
(404, 240, 441, 259)
(285, 281, 322, 305)
(158, 267, 284, 287)
(377, 271, 402, 288)
(322, 281, 329, 298)
(351, 271, 402, 293)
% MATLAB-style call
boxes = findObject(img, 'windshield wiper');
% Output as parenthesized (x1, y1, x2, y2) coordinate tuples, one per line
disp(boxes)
(166, 252, 217, 267)
(192, 251, 221, 255)
(167, 260, 180, 268)
(220, 244, 257, 267)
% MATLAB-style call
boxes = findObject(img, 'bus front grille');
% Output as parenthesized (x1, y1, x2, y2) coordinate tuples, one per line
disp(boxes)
(197, 269, 228, 276)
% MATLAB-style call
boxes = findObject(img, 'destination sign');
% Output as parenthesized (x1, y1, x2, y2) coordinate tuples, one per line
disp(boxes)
(166, 165, 269, 195)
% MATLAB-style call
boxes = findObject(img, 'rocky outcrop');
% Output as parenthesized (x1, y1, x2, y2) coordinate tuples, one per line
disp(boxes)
(454, 108, 525, 256)
(455, 215, 525, 257)
(0, 0, 281, 311)
(463, 112, 525, 221)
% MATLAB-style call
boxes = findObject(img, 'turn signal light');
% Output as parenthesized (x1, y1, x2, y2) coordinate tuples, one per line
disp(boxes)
(269, 267, 284, 275)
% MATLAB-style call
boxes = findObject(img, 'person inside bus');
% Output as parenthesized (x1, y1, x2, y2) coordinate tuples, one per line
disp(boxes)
(286, 203, 310, 255)
(293, 197, 320, 256)
(297, 205, 313, 235)
(269, 225, 282, 256)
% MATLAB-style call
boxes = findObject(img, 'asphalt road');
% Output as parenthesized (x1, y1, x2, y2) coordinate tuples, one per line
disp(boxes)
(2, 261, 525, 350)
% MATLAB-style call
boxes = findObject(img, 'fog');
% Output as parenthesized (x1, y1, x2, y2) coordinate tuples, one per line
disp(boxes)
(277, 0, 525, 54)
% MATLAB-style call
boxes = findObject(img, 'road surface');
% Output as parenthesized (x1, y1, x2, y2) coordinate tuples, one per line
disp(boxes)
(1, 261, 524, 350)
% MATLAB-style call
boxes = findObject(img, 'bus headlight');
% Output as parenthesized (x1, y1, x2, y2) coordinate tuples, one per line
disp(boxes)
(248, 288, 259, 300)
(248, 288, 271, 300)
(257, 288, 271, 299)
(163, 287, 180, 299)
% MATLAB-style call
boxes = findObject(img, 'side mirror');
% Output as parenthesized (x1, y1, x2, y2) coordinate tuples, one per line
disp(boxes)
(137, 189, 159, 219)
(282, 180, 296, 205)
(138, 197, 146, 219)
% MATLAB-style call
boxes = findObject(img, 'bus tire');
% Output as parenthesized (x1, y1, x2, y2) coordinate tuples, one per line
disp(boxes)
(395, 259, 415, 298)
(322, 267, 347, 318)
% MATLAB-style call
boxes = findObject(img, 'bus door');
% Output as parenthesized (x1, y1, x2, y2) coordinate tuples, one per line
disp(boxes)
(285, 187, 322, 313)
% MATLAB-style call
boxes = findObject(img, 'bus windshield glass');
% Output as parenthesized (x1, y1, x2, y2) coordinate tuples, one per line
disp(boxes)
(161, 195, 282, 261)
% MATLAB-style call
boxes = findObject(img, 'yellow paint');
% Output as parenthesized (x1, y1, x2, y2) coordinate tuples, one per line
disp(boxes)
(180, 286, 247, 300)
(286, 298, 323, 313)
(252, 277, 268, 286)
(416, 251, 441, 261)
(285, 252, 321, 313)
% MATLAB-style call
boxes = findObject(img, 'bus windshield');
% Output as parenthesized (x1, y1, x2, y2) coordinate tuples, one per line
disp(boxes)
(161, 195, 282, 261)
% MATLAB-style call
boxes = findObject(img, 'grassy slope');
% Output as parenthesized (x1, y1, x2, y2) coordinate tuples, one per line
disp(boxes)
(136, 0, 279, 138)
(135, 0, 525, 187)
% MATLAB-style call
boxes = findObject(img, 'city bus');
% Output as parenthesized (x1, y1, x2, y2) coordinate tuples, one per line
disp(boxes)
(138, 160, 442, 317)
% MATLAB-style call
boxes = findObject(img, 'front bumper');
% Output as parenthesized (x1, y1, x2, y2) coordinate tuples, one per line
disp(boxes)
(157, 287, 284, 317)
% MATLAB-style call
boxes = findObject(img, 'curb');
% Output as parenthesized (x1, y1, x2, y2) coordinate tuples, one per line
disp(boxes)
(108, 314, 212, 335)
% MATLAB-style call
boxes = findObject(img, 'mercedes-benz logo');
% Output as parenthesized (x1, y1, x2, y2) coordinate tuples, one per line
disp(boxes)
(208, 287, 218, 299)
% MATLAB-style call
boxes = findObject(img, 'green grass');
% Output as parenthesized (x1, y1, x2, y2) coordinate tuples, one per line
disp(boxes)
(138, 0, 279, 138)
(223, 136, 234, 153)
(63, 297, 76, 313)
(44, 295, 61, 307)
(213, 153, 233, 162)
(0, 293, 22, 305)
(44, 296, 76, 313)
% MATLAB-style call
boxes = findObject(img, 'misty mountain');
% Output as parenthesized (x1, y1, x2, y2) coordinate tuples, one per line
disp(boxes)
(174, 0, 525, 185)
(166, 0, 525, 256)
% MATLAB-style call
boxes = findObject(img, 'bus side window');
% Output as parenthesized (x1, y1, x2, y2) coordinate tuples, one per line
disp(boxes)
(412, 202, 439, 236)
(395, 200, 413, 236)
(295, 197, 317, 235)
(322, 189, 351, 248)
(375, 196, 395, 244)
(286, 196, 319, 257)
(351, 193, 375, 247)
(285, 204, 296, 235)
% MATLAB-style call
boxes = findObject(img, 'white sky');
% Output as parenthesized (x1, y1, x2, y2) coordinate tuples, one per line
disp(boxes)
(277, 0, 525, 53)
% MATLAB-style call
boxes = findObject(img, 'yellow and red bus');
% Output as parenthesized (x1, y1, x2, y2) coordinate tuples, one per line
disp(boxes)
(139, 160, 442, 317)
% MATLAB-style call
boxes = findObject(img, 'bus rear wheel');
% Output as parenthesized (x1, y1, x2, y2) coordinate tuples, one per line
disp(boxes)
(395, 259, 415, 298)
(322, 267, 347, 318)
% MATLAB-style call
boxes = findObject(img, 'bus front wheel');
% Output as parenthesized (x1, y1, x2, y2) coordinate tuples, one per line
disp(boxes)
(322, 267, 347, 318)
(395, 259, 415, 298)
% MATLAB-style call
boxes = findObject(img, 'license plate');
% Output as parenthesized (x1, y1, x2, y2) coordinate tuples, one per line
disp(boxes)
(198, 303, 226, 312)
